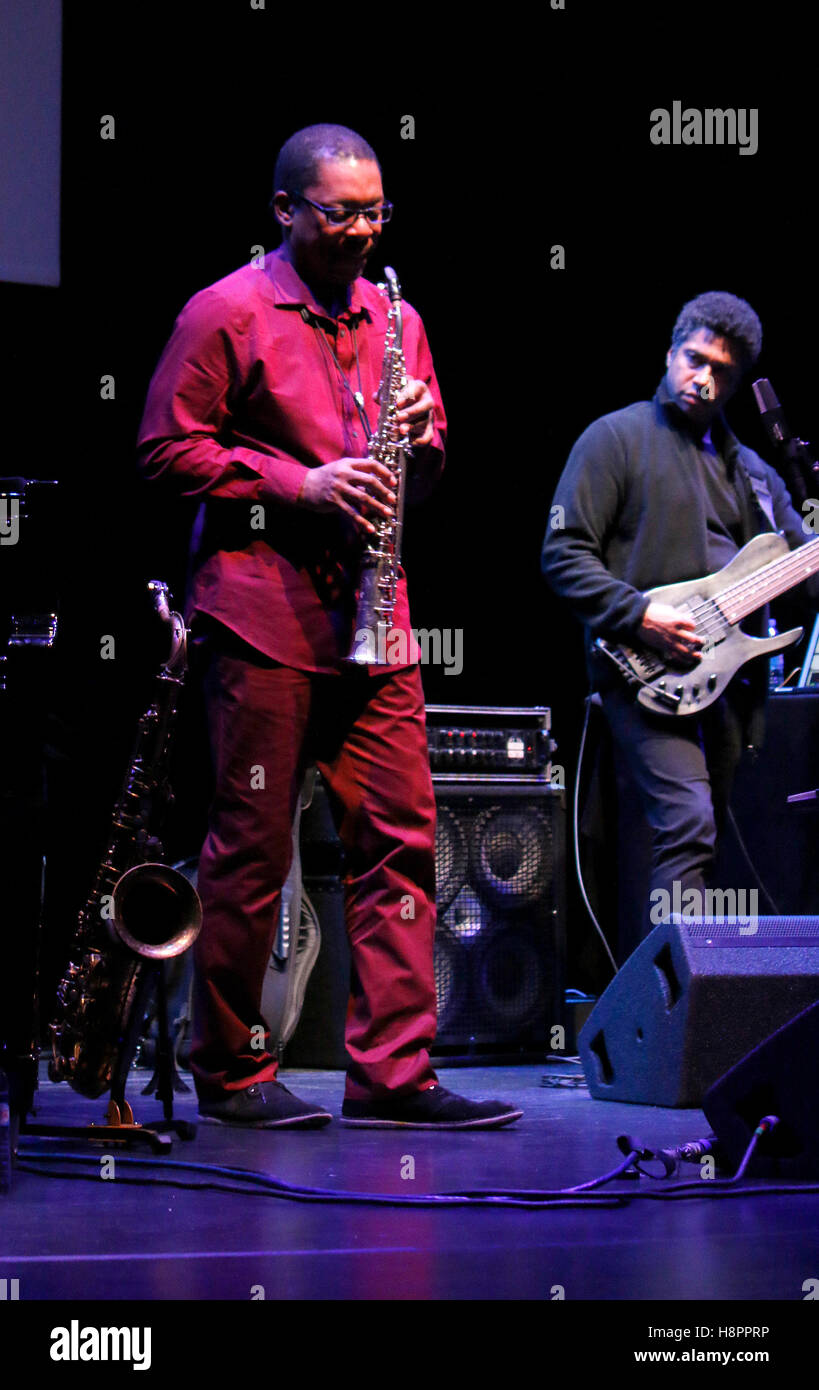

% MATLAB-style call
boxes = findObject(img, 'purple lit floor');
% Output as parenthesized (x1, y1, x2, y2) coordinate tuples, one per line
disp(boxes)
(2, 1061, 818, 1301)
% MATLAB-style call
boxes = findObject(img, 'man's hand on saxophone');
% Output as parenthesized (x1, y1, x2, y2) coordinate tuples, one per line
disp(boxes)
(395, 378, 437, 447)
(298, 456, 397, 534)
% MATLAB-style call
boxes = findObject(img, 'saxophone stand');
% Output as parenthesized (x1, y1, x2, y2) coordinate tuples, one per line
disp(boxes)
(17, 579, 203, 1169)
(23, 964, 197, 1155)
(139, 957, 194, 1101)
(102, 964, 197, 1148)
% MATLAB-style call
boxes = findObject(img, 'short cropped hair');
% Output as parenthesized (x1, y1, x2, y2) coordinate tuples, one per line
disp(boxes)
(272, 124, 380, 199)
(670, 291, 763, 367)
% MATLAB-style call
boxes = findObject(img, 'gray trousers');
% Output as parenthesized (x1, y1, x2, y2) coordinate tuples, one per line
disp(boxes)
(601, 682, 748, 955)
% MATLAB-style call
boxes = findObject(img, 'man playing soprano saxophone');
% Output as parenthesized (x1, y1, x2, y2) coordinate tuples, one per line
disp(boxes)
(137, 124, 521, 1129)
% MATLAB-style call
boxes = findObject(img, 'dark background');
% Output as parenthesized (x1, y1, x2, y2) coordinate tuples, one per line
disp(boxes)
(4, 3, 819, 1006)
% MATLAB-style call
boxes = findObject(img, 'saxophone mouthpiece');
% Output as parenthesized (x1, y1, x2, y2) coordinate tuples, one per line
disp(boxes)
(383, 266, 401, 301)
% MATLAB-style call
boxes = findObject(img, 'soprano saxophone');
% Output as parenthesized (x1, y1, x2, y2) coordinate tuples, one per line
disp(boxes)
(48, 582, 202, 1100)
(345, 266, 411, 665)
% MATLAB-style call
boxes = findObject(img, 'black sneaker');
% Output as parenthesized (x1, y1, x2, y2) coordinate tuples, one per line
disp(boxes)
(198, 1081, 332, 1129)
(340, 1084, 523, 1130)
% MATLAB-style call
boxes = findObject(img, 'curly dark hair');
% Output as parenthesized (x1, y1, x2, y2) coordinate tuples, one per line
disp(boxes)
(271, 124, 380, 201)
(670, 291, 763, 367)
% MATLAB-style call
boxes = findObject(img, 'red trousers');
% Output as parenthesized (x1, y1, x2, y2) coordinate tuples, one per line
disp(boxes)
(190, 625, 439, 1102)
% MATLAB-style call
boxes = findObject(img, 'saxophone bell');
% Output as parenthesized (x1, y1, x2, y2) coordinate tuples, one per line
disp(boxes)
(110, 861, 202, 960)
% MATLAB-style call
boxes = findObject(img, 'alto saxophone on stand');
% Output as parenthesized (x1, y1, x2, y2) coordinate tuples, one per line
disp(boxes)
(48, 582, 202, 1111)
(346, 266, 412, 666)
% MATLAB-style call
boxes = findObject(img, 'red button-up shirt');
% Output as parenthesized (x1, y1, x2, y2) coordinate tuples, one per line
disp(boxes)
(137, 248, 446, 672)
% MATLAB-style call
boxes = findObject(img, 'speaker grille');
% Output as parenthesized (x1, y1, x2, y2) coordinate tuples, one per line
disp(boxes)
(474, 924, 550, 1029)
(472, 805, 553, 907)
(435, 806, 469, 913)
(432, 784, 565, 1053)
(682, 917, 819, 946)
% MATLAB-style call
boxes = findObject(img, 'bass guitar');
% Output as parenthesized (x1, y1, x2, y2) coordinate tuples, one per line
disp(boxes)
(594, 530, 819, 716)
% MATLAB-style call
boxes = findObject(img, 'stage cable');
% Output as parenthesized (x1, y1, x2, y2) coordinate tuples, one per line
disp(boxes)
(573, 693, 618, 976)
(15, 1115, 817, 1208)
(725, 805, 781, 914)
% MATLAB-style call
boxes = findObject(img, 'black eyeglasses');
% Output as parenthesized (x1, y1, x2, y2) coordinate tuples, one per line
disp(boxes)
(292, 194, 394, 228)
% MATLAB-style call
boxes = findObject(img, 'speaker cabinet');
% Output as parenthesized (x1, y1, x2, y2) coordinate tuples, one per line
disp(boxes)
(718, 692, 819, 915)
(282, 877, 350, 1070)
(579, 916, 819, 1106)
(432, 780, 566, 1055)
(283, 774, 350, 1069)
(285, 776, 567, 1067)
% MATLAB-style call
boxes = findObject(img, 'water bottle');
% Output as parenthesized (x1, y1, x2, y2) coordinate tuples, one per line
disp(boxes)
(768, 619, 785, 691)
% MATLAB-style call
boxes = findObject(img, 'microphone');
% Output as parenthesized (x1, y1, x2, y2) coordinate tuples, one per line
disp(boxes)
(752, 378, 791, 449)
(752, 377, 818, 505)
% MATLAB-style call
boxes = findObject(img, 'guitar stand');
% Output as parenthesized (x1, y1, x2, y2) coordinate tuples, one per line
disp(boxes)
(21, 963, 197, 1157)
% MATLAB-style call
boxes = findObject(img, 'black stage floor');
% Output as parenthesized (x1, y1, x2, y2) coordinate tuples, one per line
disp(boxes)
(3, 1060, 819, 1309)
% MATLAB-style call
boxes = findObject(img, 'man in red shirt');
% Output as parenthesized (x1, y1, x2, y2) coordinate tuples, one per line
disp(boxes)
(137, 123, 521, 1130)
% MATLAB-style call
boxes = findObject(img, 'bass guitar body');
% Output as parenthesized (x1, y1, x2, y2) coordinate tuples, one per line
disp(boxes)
(595, 532, 804, 716)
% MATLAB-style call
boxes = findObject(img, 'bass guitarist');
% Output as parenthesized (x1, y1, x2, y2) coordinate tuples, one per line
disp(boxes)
(542, 291, 819, 947)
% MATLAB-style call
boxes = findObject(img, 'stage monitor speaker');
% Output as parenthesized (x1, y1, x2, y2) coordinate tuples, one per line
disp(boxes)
(432, 781, 566, 1055)
(703, 999, 819, 1179)
(579, 916, 819, 1107)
